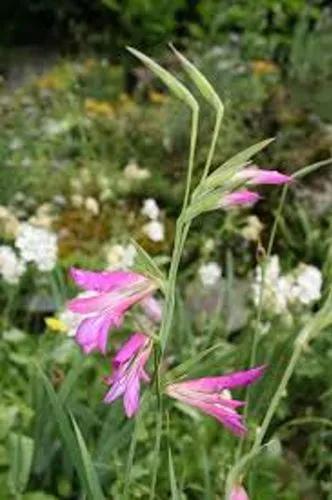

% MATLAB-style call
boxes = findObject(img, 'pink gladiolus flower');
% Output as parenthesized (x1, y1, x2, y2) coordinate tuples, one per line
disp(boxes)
(230, 484, 249, 500)
(239, 167, 292, 185)
(140, 295, 163, 323)
(165, 366, 265, 436)
(68, 267, 157, 354)
(221, 190, 261, 208)
(104, 332, 152, 417)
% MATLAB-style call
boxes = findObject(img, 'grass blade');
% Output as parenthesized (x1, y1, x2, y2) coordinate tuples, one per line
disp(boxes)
(70, 414, 105, 500)
(168, 445, 180, 500)
(127, 47, 198, 112)
(38, 367, 104, 499)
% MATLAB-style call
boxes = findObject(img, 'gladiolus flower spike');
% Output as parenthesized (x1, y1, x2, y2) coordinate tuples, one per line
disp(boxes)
(68, 267, 158, 354)
(239, 167, 292, 186)
(165, 365, 265, 436)
(104, 332, 152, 417)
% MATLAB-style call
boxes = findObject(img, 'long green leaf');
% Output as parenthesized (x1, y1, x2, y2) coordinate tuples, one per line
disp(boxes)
(293, 157, 332, 179)
(8, 433, 34, 495)
(168, 445, 180, 500)
(71, 414, 105, 500)
(170, 44, 223, 114)
(38, 368, 104, 499)
(127, 47, 198, 112)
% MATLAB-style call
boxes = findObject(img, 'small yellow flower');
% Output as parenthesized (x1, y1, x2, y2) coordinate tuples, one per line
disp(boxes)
(36, 74, 64, 90)
(84, 98, 114, 118)
(45, 317, 68, 333)
(148, 90, 167, 104)
(251, 60, 279, 76)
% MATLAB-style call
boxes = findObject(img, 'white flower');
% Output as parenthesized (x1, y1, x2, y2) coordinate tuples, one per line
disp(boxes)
(15, 223, 58, 272)
(0, 246, 26, 284)
(252, 256, 323, 315)
(198, 262, 222, 287)
(105, 243, 137, 269)
(43, 118, 72, 137)
(143, 221, 165, 242)
(141, 198, 160, 220)
(241, 215, 264, 241)
(290, 264, 322, 305)
(85, 197, 99, 215)
(252, 256, 288, 314)
(71, 194, 84, 208)
(59, 309, 81, 337)
(123, 161, 150, 181)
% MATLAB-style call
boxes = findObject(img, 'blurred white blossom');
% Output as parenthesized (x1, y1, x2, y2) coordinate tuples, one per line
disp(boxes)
(15, 223, 58, 272)
(43, 118, 72, 137)
(141, 198, 160, 220)
(59, 309, 81, 337)
(85, 197, 100, 215)
(288, 264, 322, 305)
(105, 243, 137, 269)
(123, 160, 150, 181)
(0, 245, 26, 284)
(198, 262, 222, 287)
(252, 256, 323, 315)
(143, 221, 165, 242)
(241, 215, 264, 242)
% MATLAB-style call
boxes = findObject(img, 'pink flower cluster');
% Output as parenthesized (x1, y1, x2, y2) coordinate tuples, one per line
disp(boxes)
(66, 165, 290, 437)
(221, 167, 292, 208)
(67, 266, 264, 434)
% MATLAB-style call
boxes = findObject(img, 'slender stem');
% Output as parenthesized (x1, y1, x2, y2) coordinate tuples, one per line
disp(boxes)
(236, 185, 289, 459)
(225, 317, 317, 498)
(182, 106, 199, 212)
(149, 409, 163, 499)
(253, 325, 310, 449)
(159, 107, 199, 353)
(201, 108, 223, 183)
(249, 185, 289, 372)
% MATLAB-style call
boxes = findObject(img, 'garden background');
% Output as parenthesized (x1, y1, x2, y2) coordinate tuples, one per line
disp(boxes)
(0, 1, 332, 498)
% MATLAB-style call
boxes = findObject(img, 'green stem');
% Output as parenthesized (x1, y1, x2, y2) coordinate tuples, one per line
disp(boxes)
(201, 108, 223, 183)
(249, 185, 289, 373)
(182, 106, 199, 211)
(159, 107, 199, 353)
(225, 309, 326, 498)
(236, 185, 289, 459)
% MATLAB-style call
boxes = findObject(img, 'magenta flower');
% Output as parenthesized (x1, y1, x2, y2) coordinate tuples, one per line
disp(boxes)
(230, 484, 249, 500)
(68, 267, 157, 354)
(221, 190, 261, 208)
(239, 167, 292, 185)
(165, 366, 265, 436)
(104, 332, 152, 417)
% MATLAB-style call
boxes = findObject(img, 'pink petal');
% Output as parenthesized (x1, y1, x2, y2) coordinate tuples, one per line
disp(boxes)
(123, 374, 140, 417)
(241, 167, 292, 185)
(75, 313, 121, 354)
(174, 366, 266, 392)
(68, 292, 112, 314)
(113, 333, 148, 367)
(104, 374, 127, 403)
(140, 296, 163, 323)
(221, 190, 261, 208)
(230, 484, 249, 500)
(70, 267, 145, 292)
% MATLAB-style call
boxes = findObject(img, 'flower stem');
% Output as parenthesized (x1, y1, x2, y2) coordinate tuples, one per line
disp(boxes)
(200, 108, 223, 183)
(159, 107, 199, 354)
(236, 185, 289, 459)
(225, 296, 332, 498)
